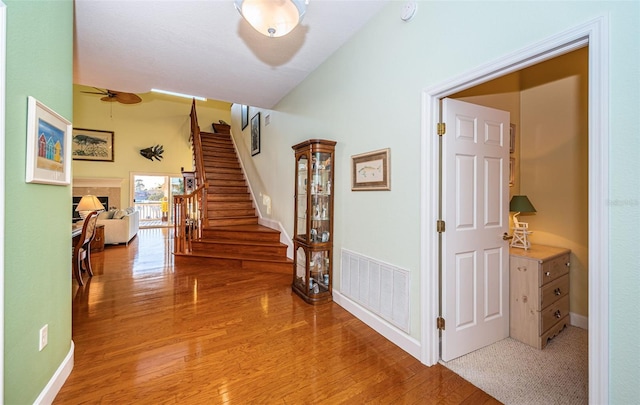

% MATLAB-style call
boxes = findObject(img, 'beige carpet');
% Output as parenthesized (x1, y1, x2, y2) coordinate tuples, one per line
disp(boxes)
(442, 326, 588, 404)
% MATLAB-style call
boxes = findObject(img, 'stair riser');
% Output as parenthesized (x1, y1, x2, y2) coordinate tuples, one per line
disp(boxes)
(202, 229, 280, 243)
(242, 261, 291, 275)
(209, 209, 256, 217)
(201, 133, 231, 141)
(191, 242, 287, 257)
(209, 181, 246, 188)
(208, 217, 258, 227)
(204, 161, 241, 169)
(209, 201, 254, 209)
(176, 254, 290, 275)
(203, 151, 238, 162)
(202, 142, 236, 153)
(205, 168, 243, 175)
(209, 186, 248, 194)
(207, 195, 252, 202)
(174, 255, 242, 269)
(205, 172, 245, 181)
(203, 157, 239, 165)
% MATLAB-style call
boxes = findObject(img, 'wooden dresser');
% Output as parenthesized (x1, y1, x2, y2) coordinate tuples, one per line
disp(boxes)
(509, 245, 570, 349)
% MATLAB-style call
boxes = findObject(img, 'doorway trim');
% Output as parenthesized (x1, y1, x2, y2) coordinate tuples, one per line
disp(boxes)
(420, 16, 609, 403)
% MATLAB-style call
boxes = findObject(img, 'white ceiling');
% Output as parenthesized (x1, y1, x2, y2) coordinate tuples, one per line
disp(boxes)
(74, 0, 390, 109)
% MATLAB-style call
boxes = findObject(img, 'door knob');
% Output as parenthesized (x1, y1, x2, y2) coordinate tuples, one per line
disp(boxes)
(502, 233, 513, 240)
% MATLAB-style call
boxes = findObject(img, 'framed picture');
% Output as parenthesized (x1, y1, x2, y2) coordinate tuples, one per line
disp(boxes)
(351, 148, 390, 191)
(251, 112, 260, 156)
(25, 96, 72, 185)
(241, 104, 249, 130)
(510, 123, 516, 154)
(509, 157, 515, 186)
(72, 128, 114, 162)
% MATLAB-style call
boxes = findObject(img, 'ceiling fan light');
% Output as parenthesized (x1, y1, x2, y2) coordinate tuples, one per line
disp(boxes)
(235, 0, 307, 38)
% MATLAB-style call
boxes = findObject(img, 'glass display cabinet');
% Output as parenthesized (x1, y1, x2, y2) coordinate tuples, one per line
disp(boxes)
(292, 139, 336, 304)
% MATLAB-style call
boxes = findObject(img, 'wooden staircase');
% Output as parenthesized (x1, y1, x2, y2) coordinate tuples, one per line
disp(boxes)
(177, 128, 292, 274)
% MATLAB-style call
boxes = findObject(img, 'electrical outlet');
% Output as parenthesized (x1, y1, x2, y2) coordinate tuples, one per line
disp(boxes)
(39, 324, 48, 351)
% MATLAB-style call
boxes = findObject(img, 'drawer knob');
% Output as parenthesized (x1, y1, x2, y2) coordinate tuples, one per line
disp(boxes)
(554, 288, 562, 296)
(554, 310, 562, 319)
(545, 271, 551, 277)
(565, 261, 571, 267)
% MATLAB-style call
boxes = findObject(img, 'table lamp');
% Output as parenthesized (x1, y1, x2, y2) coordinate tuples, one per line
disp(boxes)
(75, 195, 105, 219)
(509, 195, 536, 249)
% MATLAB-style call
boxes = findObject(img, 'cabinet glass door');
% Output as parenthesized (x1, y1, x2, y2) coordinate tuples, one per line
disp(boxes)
(295, 246, 307, 288)
(309, 250, 330, 293)
(296, 155, 308, 240)
(310, 152, 332, 244)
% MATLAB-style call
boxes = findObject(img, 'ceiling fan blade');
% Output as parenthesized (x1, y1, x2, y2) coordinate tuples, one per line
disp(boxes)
(100, 96, 118, 102)
(111, 91, 142, 104)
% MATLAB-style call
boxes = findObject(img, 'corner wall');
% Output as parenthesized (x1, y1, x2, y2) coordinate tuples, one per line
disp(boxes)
(4, 1, 73, 403)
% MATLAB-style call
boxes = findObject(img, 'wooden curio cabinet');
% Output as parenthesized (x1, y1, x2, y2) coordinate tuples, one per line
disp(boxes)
(292, 139, 336, 304)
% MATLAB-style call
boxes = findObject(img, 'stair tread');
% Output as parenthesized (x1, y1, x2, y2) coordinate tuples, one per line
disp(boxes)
(194, 239, 285, 247)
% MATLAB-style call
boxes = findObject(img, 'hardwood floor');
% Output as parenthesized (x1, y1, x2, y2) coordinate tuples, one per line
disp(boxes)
(54, 228, 499, 404)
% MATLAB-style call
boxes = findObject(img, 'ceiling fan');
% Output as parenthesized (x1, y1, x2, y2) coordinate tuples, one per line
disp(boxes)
(82, 88, 142, 104)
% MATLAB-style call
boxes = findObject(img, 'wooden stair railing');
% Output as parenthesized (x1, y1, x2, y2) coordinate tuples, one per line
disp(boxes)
(174, 99, 208, 254)
(173, 183, 207, 254)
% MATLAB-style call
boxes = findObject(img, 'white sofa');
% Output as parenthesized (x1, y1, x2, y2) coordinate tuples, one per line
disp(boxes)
(97, 208, 140, 245)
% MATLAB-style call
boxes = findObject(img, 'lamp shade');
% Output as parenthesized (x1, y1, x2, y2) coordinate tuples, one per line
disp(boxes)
(76, 195, 105, 213)
(235, 0, 307, 38)
(509, 195, 536, 213)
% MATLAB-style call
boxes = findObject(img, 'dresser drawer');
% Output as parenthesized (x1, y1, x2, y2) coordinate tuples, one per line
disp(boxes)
(539, 253, 570, 286)
(540, 274, 569, 309)
(540, 294, 570, 333)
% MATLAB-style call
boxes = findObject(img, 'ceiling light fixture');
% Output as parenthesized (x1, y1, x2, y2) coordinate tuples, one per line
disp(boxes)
(234, 0, 307, 38)
(151, 89, 207, 101)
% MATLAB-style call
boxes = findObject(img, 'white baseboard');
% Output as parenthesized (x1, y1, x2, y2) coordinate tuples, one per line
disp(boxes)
(333, 291, 421, 360)
(570, 311, 588, 330)
(258, 217, 293, 259)
(34, 340, 74, 405)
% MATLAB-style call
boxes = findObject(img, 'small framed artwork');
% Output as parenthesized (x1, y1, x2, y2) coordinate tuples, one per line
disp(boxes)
(351, 148, 390, 191)
(251, 112, 260, 156)
(241, 104, 249, 130)
(510, 123, 516, 154)
(509, 157, 515, 186)
(25, 96, 72, 185)
(72, 128, 114, 162)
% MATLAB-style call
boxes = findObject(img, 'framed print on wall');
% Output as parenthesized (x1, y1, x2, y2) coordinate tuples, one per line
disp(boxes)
(241, 104, 249, 130)
(72, 128, 114, 162)
(25, 96, 72, 185)
(251, 112, 260, 156)
(351, 148, 390, 191)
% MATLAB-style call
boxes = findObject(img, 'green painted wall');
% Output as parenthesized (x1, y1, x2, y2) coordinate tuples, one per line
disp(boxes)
(4, 1, 73, 403)
(229, 1, 639, 402)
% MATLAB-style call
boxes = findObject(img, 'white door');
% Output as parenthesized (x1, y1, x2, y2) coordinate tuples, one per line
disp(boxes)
(440, 98, 510, 361)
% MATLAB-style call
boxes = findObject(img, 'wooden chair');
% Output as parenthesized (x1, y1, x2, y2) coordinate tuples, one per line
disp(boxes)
(73, 211, 99, 286)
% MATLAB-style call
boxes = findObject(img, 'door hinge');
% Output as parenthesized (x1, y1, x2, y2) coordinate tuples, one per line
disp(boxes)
(437, 219, 445, 233)
(437, 316, 446, 331)
(437, 123, 446, 136)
